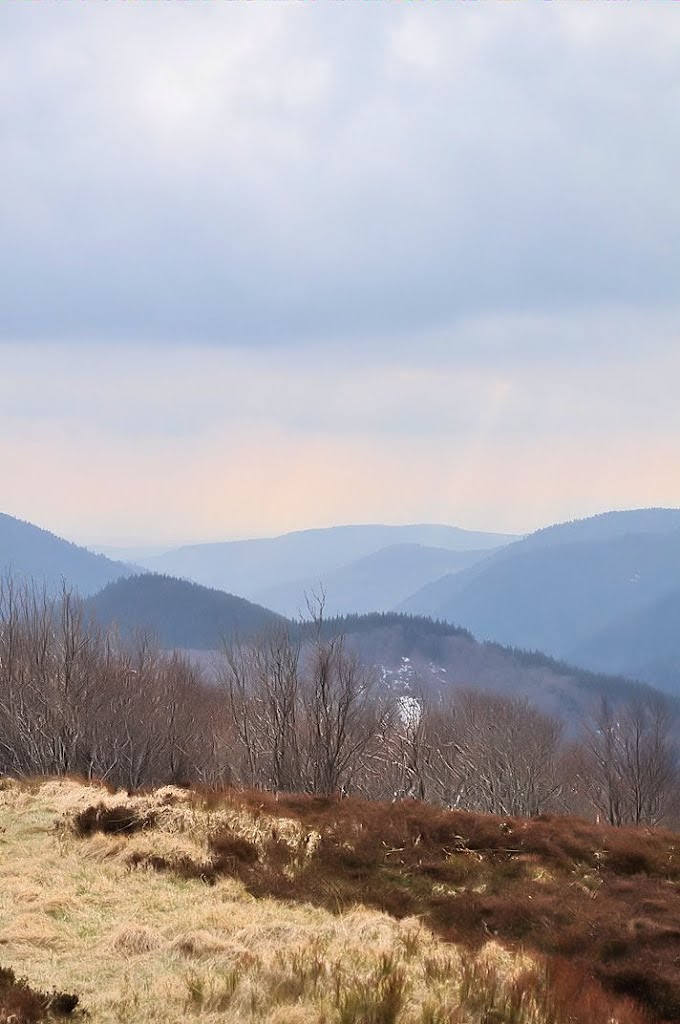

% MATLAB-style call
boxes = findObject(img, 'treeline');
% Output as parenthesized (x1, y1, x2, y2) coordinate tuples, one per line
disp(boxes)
(304, 611, 474, 642)
(84, 573, 282, 650)
(0, 579, 677, 826)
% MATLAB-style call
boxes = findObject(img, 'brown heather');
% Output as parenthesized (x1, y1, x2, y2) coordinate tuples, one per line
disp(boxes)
(1, 778, 677, 1023)
(0, 964, 78, 1023)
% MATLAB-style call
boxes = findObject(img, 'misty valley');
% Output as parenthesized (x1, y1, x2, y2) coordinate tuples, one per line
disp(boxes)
(0, 508, 680, 1023)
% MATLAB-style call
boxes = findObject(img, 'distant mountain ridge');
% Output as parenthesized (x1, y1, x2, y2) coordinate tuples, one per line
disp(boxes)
(139, 523, 516, 604)
(402, 508, 680, 610)
(6, 508, 680, 704)
(399, 509, 680, 693)
(507, 507, 680, 551)
(255, 543, 493, 618)
(0, 512, 132, 596)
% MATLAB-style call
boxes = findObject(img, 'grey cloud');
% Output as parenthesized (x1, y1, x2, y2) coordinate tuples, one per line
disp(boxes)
(3, 315, 679, 448)
(1, 4, 678, 351)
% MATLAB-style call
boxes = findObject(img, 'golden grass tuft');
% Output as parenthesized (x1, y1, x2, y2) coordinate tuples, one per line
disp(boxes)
(170, 929, 233, 959)
(0, 778, 654, 1024)
(109, 926, 164, 956)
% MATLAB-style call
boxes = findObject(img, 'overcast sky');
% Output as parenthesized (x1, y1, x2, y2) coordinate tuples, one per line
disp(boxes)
(2, 3, 679, 546)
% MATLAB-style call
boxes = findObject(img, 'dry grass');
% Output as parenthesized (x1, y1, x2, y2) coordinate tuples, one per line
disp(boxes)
(0, 778, 656, 1024)
(206, 790, 680, 1022)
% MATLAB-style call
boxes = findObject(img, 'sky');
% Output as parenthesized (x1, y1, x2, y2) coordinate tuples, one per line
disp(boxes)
(1, 3, 679, 547)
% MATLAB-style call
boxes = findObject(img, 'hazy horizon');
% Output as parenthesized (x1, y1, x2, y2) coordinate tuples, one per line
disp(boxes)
(2, 4, 679, 545)
(7, 504, 680, 554)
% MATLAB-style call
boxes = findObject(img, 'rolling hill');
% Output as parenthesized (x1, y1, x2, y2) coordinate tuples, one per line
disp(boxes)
(82, 565, 663, 725)
(400, 509, 680, 660)
(254, 542, 492, 618)
(323, 612, 661, 728)
(75, 562, 660, 727)
(0, 512, 132, 596)
(84, 573, 284, 649)
(139, 523, 516, 600)
(9, 508, 677, 716)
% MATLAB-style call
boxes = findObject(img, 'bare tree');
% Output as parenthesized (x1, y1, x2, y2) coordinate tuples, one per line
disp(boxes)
(580, 695, 678, 826)
(0, 573, 676, 833)
(221, 628, 303, 791)
(302, 630, 378, 795)
(418, 691, 563, 816)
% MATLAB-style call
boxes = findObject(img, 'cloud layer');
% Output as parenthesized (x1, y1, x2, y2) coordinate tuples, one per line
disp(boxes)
(2, 4, 679, 346)
(1, 5, 678, 543)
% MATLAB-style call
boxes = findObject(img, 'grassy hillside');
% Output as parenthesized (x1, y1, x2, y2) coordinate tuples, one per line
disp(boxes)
(0, 778, 668, 1024)
(0, 513, 131, 596)
(84, 573, 284, 648)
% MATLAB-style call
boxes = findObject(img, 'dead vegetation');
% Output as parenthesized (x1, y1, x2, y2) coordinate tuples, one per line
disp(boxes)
(0, 776, 675, 1023)
(71, 803, 156, 837)
(0, 965, 78, 1023)
(244, 794, 680, 1022)
(61, 783, 680, 1022)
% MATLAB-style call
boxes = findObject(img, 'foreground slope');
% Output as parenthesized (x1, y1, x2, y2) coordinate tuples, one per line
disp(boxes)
(0, 779, 660, 1024)
(0, 513, 131, 596)
(85, 573, 284, 647)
